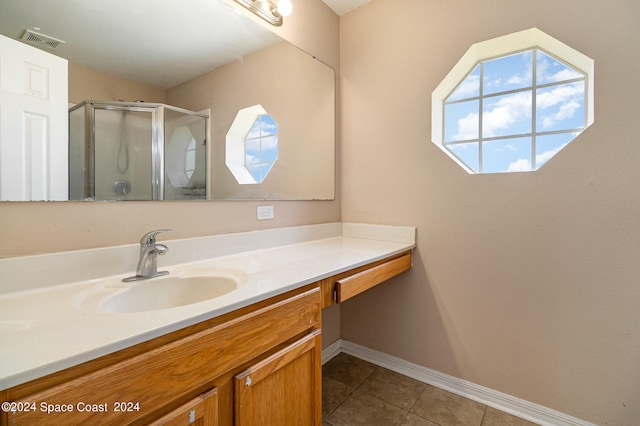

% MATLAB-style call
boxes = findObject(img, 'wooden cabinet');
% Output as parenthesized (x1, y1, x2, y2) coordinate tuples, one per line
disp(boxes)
(1, 286, 321, 426)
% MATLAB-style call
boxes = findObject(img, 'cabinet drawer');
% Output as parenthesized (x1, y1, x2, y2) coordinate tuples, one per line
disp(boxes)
(334, 253, 411, 303)
(5, 287, 320, 426)
(147, 388, 218, 426)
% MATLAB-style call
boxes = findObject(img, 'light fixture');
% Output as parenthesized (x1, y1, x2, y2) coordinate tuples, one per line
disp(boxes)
(233, 0, 292, 26)
(276, 0, 293, 16)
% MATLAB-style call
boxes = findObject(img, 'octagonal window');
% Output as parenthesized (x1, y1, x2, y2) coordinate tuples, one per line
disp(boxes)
(226, 105, 279, 184)
(432, 28, 594, 174)
(166, 128, 198, 188)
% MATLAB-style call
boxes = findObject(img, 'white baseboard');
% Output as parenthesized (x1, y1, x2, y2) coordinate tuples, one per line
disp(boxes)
(322, 339, 343, 365)
(322, 339, 596, 426)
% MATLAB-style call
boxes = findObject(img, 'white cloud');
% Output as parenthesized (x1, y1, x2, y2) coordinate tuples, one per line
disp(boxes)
(507, 158, 531, 172)
(549, 68, 582, 82)
(246, 154, 260, 163)
(453, 91, 532, 140)
(537, 83, 583, 128)
(481, 92, 532, 137)
(506, 141, 569, 172)
(450, 74, 480, 100)
(537, 83, 583, 109)
(535, 142, 568, 168)
(504, 52, 532, 87)
(542, 100, 581, 128)
(262, 121, 278, 134)
(454, 112, 479, 140)
(507, 73, 529, 86)
(538, 57, 582, 83)
(261, 135, 278, 150)
(485, 77, 502, 89)
(535, 149, 556, 166)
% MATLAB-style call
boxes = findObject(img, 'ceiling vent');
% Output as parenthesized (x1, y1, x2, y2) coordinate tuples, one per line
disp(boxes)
(21, 29, 65, 49)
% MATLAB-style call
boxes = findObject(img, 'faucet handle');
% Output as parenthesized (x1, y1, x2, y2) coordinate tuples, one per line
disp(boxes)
(140, 229, 171, 247)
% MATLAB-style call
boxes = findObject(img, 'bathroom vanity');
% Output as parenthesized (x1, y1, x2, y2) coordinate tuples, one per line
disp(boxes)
(0, 223, 415, 425)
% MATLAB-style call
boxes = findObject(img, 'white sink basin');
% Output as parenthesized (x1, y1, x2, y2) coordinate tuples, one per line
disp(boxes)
(72, 269, 247, 315)
(99, 275, 238, 313)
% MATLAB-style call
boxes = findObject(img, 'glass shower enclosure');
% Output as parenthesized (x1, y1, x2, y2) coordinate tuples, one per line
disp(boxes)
(69, 101, 208, 200)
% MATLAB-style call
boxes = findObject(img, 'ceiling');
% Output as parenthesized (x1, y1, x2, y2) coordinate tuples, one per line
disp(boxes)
(0, 0, 371, 89)
(321, 0, 372, 15)
(0, 0, 281, 89)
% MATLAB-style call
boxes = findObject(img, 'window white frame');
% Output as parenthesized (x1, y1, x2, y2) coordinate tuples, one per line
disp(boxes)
(226, 104, 279, 185)
(432, 28, 594, 174)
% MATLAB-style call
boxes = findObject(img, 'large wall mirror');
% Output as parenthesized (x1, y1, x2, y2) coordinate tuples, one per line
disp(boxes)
(0, 0, 335, 201)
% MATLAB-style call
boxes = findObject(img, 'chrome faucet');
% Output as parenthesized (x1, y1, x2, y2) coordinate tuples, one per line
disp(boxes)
(123, 229, 171, 282)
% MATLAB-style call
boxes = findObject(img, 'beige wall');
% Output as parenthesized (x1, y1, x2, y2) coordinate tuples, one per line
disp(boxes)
(68, 63, 166, 104)
(167, 41, 334, 200)
(0, 0, 340, 258)
(339, 0, 640, 424)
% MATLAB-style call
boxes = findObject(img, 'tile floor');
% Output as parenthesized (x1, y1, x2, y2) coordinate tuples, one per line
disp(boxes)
(322, 353, 539, 426)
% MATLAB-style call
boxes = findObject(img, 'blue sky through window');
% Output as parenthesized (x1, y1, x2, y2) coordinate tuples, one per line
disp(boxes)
(245, 114, 278, 183)
(448, 65, 480, 102)
(448, 142, 479, 173)
(443, 49, 586, 173)
(483, 51, 532, 95)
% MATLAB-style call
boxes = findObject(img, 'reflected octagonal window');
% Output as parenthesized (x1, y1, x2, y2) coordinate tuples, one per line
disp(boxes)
(432, 28, 594, 174)
(226, 105, 279, 184)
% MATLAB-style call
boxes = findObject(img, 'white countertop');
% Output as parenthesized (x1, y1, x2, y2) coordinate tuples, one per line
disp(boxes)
(0, 223, 415, 390)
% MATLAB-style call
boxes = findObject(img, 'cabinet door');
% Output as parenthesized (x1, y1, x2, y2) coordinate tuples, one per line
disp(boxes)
(234, 330, 322, 426)
(147, 388, 218, 426)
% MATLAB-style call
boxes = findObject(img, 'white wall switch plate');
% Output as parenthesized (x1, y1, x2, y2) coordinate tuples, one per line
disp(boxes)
(257, 205, 274, 220)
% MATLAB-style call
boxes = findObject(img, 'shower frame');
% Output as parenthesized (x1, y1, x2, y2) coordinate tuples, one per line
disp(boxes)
(69, 100, 208, 200)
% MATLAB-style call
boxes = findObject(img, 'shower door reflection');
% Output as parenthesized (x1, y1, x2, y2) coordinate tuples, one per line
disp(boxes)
(95, 108, 153, 200)
(164, 107, 207, 199)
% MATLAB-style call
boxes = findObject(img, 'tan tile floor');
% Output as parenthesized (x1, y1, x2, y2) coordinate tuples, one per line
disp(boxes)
(322, 353, 539, 426)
